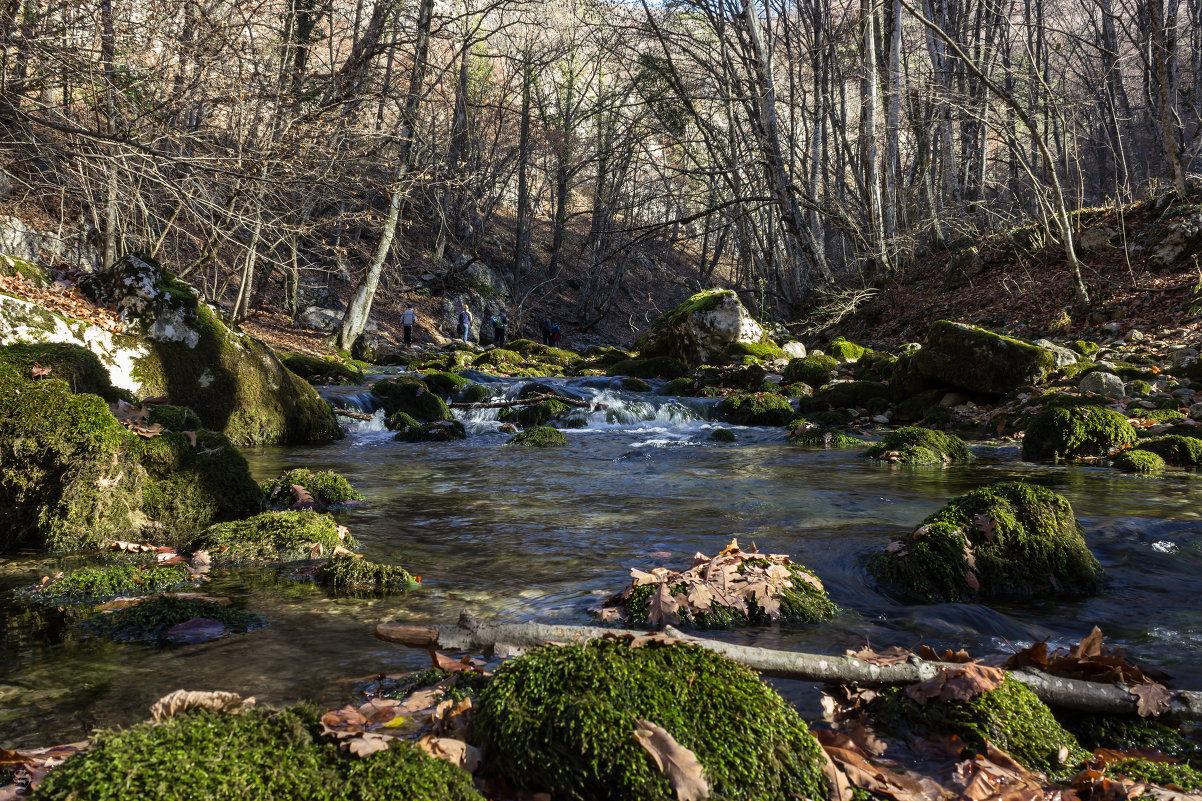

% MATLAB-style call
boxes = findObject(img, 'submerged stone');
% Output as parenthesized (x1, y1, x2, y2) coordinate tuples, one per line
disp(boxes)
(314, 555, 418, 594)
(82, 596, 266, 643)
(633, 289, 767, 368)
(869, 481, 1103, 603)
(718, 391, 794, 426)
(865, 426, 970, 465)
(507, 426, 567, 447)
(473, 638, 829, 801)
(709, 427, 737, 442)
(1021, 406, 1137, 461)
(392, 419, 467, 442)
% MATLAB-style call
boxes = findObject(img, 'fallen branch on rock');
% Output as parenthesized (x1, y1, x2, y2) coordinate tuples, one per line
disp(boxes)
(448, 394, 595, 409)
(333, 409, 374, 420)
(374, 613, 1202, 722)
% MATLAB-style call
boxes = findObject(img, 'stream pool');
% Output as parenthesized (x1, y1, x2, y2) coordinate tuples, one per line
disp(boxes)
(3, 374, 1202, 748)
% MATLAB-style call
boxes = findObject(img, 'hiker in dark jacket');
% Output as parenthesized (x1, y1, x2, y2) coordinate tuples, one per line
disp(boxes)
(540, 315, 553, 346)
(492, 312, 508, 347)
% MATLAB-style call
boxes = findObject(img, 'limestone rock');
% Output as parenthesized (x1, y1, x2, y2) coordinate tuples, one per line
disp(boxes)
(634, 289, 765, 368)
(1032, 339, 1081, 368)
(1079, 371, 1125, 398)
(781, 341, 807, 359)
(1142, 208, 1202, 271)
(912, 321, 1057, 396)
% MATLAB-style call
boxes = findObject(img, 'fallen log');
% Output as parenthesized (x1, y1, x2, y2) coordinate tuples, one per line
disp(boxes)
(333, 408, 374, 420)
(449, 394, 596, 410)
(375, 614, 1202, 722)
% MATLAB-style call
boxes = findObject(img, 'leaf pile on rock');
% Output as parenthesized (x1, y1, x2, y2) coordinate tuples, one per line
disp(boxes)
(592, 538, 836, 628)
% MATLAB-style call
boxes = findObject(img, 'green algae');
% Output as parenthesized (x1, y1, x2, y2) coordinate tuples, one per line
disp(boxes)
(621, 377, 653, 392)
(0, 343, 124, 401)
(811, 380, 890, 409)
(20, 564, 197, 604)
(421, 371, 470, 396)
(827, 337, 869, 362)
(473, 638, 829, 801)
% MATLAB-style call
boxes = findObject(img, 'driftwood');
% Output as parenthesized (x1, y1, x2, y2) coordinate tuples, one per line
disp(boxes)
(449, 393, 596, 410)
(375, 614, 1202, 722)
(334, 408, 375, 420)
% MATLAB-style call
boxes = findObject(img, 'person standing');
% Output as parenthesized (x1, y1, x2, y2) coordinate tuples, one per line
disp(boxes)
(457, 306, 473, 343)
(540, 315, 553, 346)
(400, 304, 417, 346)
(550, 321, 562, 348)
(493, 311, 508, 347)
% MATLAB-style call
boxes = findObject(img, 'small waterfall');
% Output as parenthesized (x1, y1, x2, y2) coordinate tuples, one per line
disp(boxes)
(343, 408, 388, 434)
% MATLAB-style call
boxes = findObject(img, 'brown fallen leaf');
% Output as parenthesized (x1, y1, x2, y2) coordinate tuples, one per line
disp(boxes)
(647, 582, 681, 627)
(1130, 683, 1173, 717)
(30, 363, 52, 378)
(633, 720, 709, 801)
(907, 663, 1005, 705)
(346, 732, 393, 758)
(416, 735, 481, 772)
(292, 484, 319, 510)
(591, 606, 626, 623)
(431, 650, 484, 674)
(629, 631, 686, 648)
(1073, 626, 1105, 660)
(149, 689, 255, 722)
(849, 646, 914, 667)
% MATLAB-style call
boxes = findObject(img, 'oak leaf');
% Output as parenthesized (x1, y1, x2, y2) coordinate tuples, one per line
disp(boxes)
(1130, 683, 1173, 717)
(150, 689, 254, 722)
(416, 735, 481, 773)
(632, 720, 709, 801)
(647, 582, 681, 627)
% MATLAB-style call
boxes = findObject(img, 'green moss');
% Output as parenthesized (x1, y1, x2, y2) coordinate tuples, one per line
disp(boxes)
(1106, 758, 1202, 790)
(632, 289, 746, 367)
(725, 341, 788, 362)
(621, 377, 653, 392)
(33, 706, 483, 801)
(371, 377, 452, 422)
(144, 404, 202, 431)
(915, 321, 1059, 396)
(499, 399, 569, 428)
(421, 371, 470, 397)
(1022, 407, 1138, 461)
(191, 511, 356, 563)
(507, 426, 567, 447)
(472, 348, 522, 369)
(459, 382, 493, 403)
(386, 411, 421, 430)
(1061, 714, 1202, 764)
(1112, 448, 1167, 472)
(261, 469, 363, 508)
(280, 354, 363, 385)
(872, 677, 1088, 779)
(314, 555, 418, 594)
(82, 596, 267, 642)
(1137, 434, 1202, 465)
(792, 427, 865, 448)
(827, 337, 869, 363)
(812, 380, 890, 409)
(710, 427, 737, 442)
(869, 481, 1103, 602)
(0, 253, 50, 285)
(474, 638, 829, 801)
(606, 356, 689, 380)
(0, 343, 123, 400)
(19, 564, 197, 603)
(783, 354, 837, 389)
(578, 345, 634, 368)
(1131, 407, 1185, 423)
(719, 391, 794, 426)
(392, 419, 467, 442)
(1072, 340, 1100, 357)
(865, 427, 970, 464)
(1127, 379, 1154, 396)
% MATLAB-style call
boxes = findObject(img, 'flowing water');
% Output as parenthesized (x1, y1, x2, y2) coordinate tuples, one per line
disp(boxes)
(3, 374, 1202, 747)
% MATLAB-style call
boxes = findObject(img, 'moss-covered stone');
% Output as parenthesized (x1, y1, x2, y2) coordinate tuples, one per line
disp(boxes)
(606, 356, 689, 380)
(19, 564, 197, 604)
(314, 555, 418, 594)
(709, 427, 736, 442)
(865, 427, 970, 464)
(1112, 449, 1167, 473)
(392, 419, 467, 442)
(719, 391, 794, 426)
(913, 321, 1058, 396)
(372, 377, 452, 423)
(458, 382, 493, 403)
(0, 342, 125, 400)
(1061, 713, 1202, 764)
(791, 427, 865, 448)
(472, 348, 522, 369)
(659, 377, 693, 396)
(420, 370, 470, 397)
(191, 511, 357, 562)
(0, 253, 51, 285)
(499, 399, 569, 429)
(261, 469, 363, 509)
(872, 677, 1089, 779)
(621, 377, 653, 392)
(783, 354, 837, 389)
(1022, 407, 1138, 461)
(1129, 406, 1185, 424)
(473, 639, 829, 801)
(578, 345, 634, 368)
(1126, 379, 1154, 396)
(82, 595, 267, 642)
(1072, 340, 1100, 357)
(633, 289, 769, 368)
(1137, 434, 1202, 465)
(280, 354, 363, 385)
(725, 341, 788, 362)
(869, 481, 1103, 602)
(827, 337, 869, 363)
(811, 380, 890, 410)
(144, 403, 202, 431)
(507, 426, 567, 447)
(386, 411, 421, 430)
(33, 706, 483, 800)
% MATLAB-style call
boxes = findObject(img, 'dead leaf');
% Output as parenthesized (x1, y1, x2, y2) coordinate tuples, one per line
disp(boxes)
(647, 582, 681, 627)
(907, 664, 1005, 705)
(1130, 683, 1173, 717)
(633, 720, 709, 801)
(416, 735, 481, 772)
(292, 484, 318, 510)
(30, 364, 52, 378)
(849, 646, 914, 667)
(631, 568, 668, 586)
(346, 732, 393, 758)
(592, 606, 627, 623)
(629, 631, 687, 648)
(149, 689, 254, 721)
(1073, 627, 1105, 659)
(431, 651, 484, 674)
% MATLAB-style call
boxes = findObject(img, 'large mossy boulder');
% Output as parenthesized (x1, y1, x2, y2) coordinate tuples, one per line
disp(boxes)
(500, 399, 570, 428)
(633, 289, 767, 368)
(1136, 434, 1202, 466)
(34, 706, 484, 801)
(810, 380, 889, 410)
(473, 639, 829, 801)
(1021, 406, 1137, 461)
(719, 391, 794, 426)
(865, 426, 970, 465)
(911, 321, 1058, 396)
(373, 377, 453, 423)
(393, 419, 467, 442)
(0, 376, 262, 553)
(605, 356, 689, 380)
(782, 353, 837, 389)
(869, 481, 1103, 603)
(80, 255, 340, 447)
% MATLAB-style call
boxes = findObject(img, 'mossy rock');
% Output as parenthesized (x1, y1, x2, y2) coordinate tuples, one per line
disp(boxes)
(827, 337, 869, 363)
(725, 341, 787, 362)
(709, 427, 736, 442)
(869, 481, 1103, 603)
(1112, 449, 1166, 473)
(0, 342, 125, 401)
(865, 427, 970, 465)
(19, 564, 197, 604)
(1022, 406, 1137, 461)
(791, 427, 865, 448)
(1129, 406, 1184, 423)
(621, 377, 653, 392)
(191, 510, 357, 563)
(622, 562, 836, 628)
(893, 390, 943, 424)
(458, 382, 493, 403)
(33, 706, 484, 801)
(420, 370, 470, 397)
(579, 345, 634, 367)
(393, 419, 467, 442)
(1071, 340, 1100, 357)
(314, 555, 418, 594)
(82, 595, 267, 642)
(261, 469, 363, 509)
(1062, 713, 1202, 762)
(851, 351, 897, 381)
(913, 321, 1058, 396)
(1137, 434, 1202, 465)
(371, 378, 452, 422)
(386, 411, 421, 431)
(0, 377, 262, 553)
(507, 426, 567, 447)
(811, 380, 889, 410)
(632, 289, 770, 368)
(472, 348, 522, 369)
(473, 639, 829, 801)
(783, 354, 837, 389)
(872, 677, 1089, 779)
(0, 253, 50, 285)
(1126, 379, 1154, 396)
(144, 403, 202, 431)
(719, 391, 794, 426)
(499, 399, 569, 428)
(280, 354, 363, 385)
(659, 377, 693, 396)
(606, 356, 689, 380)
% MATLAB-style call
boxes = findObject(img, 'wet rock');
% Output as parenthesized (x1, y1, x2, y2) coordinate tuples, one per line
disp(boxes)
(865, 426, 970, 465)
(507, 425, 567, 447)
(373, 377, 452, 423)
(394, 419, 467, 442)
(1137, 434, 1202, 466)
(782, 353, 836, 390)
(633, 289, 767, 368)
(719, 391, 794, 426)
(911, 321, 1058, 396)
(1079, 371, 1125, 397)
(1021, 406, 1136, 461)
(1111, 449, 1166, 473)
(605, 356, 688, 380)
